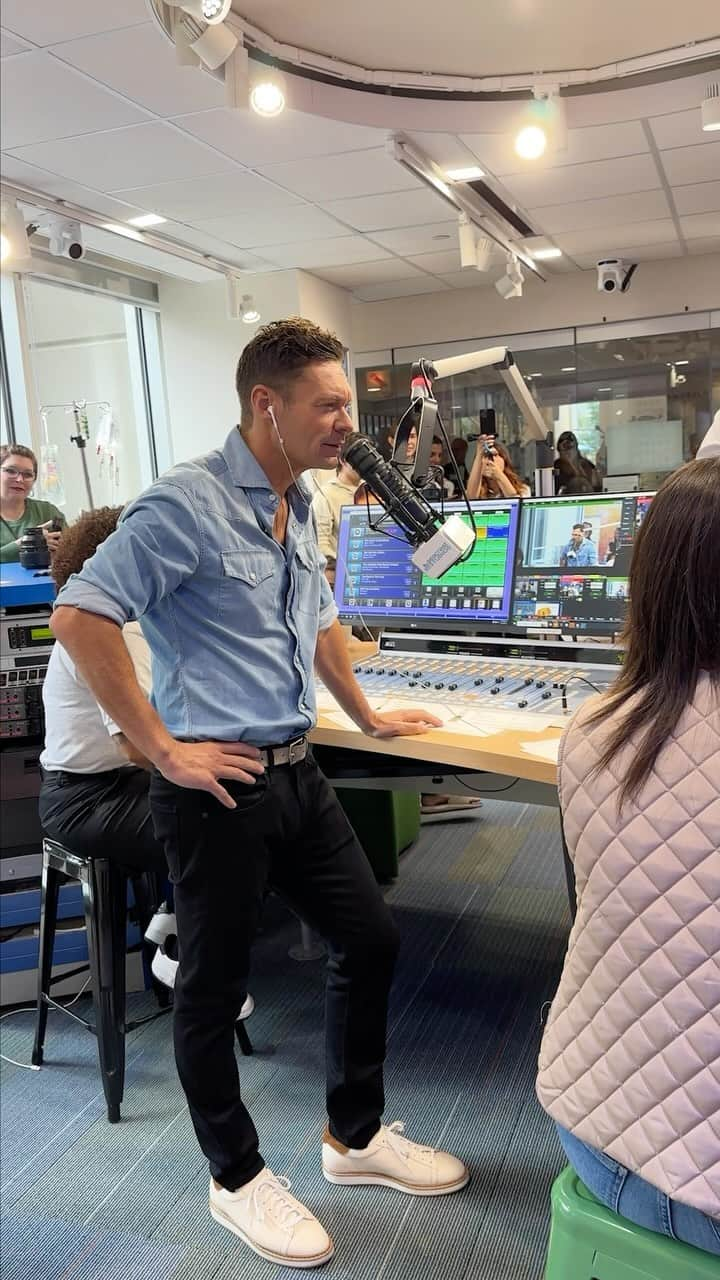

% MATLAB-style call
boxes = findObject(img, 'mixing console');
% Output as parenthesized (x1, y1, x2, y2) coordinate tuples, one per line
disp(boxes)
(342, 632, 621, 723)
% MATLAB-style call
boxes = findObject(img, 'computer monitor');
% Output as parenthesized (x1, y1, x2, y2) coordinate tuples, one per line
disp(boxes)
(512, 492, 654, 634)
(334, 498, 521, 631)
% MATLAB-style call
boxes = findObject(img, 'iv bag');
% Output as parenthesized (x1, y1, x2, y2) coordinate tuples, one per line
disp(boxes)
(37, 442, 67, 508)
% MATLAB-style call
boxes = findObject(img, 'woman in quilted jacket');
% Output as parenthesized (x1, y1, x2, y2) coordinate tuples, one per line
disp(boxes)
(537, 455, 720, 1256)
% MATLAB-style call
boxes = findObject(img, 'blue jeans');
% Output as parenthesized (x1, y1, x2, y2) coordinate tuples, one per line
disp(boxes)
(556, 1125, 720, 1257)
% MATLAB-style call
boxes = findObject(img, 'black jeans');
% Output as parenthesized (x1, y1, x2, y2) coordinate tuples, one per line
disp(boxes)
(39, 767, 167, 875)
(149, 753, 400, 1191)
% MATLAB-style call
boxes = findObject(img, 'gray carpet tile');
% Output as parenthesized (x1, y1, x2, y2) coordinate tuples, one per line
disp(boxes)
(0, 800, 570, 1280)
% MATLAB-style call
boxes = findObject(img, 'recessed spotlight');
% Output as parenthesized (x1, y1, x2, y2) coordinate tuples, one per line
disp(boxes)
(201, 0, 232, 23)
(249, 64, 287, 117)
(701, 82, 720, 131)
(561, 366, 576, 372)
(128, 213, 167, 228)
(530, 247, 562, 260)
(445, 166, 485, 182)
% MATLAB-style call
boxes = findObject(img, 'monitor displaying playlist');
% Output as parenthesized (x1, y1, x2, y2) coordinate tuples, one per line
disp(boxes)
(512, 492, 654, 633)
(334, 499, 520, 628)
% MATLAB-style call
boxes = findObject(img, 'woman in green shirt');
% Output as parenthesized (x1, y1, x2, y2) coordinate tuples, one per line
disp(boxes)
(0, 444, 66, 563)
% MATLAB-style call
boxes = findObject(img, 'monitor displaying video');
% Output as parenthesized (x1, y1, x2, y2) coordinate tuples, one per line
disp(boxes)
(334, 499, 520, 630)
(512, 492, 654, 633)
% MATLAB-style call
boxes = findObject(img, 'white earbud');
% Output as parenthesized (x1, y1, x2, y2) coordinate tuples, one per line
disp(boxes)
(267, 405, 283, 444)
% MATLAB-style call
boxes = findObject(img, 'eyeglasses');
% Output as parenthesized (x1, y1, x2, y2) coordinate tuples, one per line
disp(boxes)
(1, 466, 35, 482)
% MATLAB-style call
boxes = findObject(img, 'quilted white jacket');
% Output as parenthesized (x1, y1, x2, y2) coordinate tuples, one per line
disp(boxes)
(537, 674, 720, 1218)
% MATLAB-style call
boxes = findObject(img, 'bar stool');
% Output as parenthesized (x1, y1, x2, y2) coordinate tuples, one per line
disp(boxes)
(31, 837, 172, 1123)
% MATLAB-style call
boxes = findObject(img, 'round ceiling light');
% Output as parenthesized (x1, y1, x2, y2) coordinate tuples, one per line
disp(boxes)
(515, 125, 547, 160)
(241, 295, 261, 324)
(249, 65, 287, 117)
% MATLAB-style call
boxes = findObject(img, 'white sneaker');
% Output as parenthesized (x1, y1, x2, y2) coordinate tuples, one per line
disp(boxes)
(150, 948, 254, 1023)
(209, 1168, 334, 1269)
(322, 1121, 469, 1196)
(144, 908, 176, 946)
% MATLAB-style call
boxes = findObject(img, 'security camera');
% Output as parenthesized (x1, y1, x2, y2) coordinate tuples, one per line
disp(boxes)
(596, 258, 637, 293)
(46, 217, 84, 260)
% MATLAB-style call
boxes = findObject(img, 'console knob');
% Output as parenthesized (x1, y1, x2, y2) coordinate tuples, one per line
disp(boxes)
(434, 682, 445, 690)
(518, 699, 528, 708)
(474, 678, 484, 686)
(448, 683, 458, 691)
(422, 681, 432, 688)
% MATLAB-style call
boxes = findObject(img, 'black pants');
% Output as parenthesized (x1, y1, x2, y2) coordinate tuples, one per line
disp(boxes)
(39, 767, 167, 875)
(149, 753, 400, 1191)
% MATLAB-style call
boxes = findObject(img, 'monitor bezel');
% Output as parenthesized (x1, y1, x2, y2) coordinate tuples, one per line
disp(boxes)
(509, 490, 655, 637)
(334, 496, 521, 631)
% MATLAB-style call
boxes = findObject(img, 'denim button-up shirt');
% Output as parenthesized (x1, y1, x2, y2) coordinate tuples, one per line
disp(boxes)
(54, 428, 338, 745)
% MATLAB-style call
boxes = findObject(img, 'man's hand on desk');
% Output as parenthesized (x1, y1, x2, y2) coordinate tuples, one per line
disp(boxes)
(361, 708, 443, 739)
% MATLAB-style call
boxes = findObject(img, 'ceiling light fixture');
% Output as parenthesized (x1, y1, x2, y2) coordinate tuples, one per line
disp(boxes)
(495, 254, 524, 299)
(530, 246, 562, 260)
(561, 366, 576, 373)
(514, 86, 567, 161)
(445, 166, 485, 182)
(701, 82, 720, 131)
(179, 12, 237, 69)
(458, 214, 493, 272)
(241, 294, 261, 324)
(0, 198, 33, 271)
(199, 0, 232, 23)
(127, 213, 167, 228)
(249, 63, 287, 117)
(100, 222, 145, 241)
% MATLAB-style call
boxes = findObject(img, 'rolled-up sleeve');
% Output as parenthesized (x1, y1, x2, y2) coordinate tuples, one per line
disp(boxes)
(55, 482, 201, 624)
(318, 570, 338, 631)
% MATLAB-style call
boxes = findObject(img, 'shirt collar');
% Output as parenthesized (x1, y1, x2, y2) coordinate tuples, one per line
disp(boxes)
(222, 426, 313, 514)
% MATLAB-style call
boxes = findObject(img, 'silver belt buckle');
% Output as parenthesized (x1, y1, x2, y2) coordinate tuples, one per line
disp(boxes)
(287, 735, 305, 765)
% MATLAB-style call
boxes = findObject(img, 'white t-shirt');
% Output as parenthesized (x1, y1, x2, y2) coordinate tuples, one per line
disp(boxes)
(40, 622, 151, 774)
(697, 409, 720, 459)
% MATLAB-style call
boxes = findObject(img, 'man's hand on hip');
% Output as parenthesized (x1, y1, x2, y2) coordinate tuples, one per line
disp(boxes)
(363, 708, 443, 739)
(156, 741, 265, 809)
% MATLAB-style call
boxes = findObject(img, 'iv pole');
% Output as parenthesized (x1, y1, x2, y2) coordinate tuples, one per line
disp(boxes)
(39, 400, 111, 511)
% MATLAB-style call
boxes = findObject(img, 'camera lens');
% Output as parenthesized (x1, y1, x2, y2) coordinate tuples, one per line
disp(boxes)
(68, 243, 83, 260)
(603, 279, 616, 292)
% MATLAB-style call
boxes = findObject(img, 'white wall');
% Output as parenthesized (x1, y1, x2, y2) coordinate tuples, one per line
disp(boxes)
(159, 269, 356, 464)
(351, 252, 720, 356)
(158, 271, 301, 465)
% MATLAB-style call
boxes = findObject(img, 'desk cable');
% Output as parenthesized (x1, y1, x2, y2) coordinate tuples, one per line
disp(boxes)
(0, 976, 90, 1071)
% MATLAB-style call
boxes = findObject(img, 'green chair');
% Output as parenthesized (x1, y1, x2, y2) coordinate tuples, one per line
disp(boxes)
(544, 1167, 720, 1280)
(334, 788, 420, 882)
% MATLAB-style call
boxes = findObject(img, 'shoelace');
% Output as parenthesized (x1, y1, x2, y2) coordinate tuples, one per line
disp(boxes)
(383, 1121, 436, 1164)
(253, 1174, 308, 1229)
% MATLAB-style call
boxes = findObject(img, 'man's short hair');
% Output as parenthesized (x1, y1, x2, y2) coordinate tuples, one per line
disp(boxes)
(572, 522, 584, 531)
(235, 317, 344, 423)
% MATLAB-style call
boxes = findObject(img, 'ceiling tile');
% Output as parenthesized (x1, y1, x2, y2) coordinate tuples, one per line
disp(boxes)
(174, 107, 384, 167)
(152, 220, 272, 271)
(649, 108, 718, 150)
(1, 52, 149, 148)
(462, 120, 649, 176)
(660, 143, 720, 186)
(0, 0, 149, 45)
(0, 154, 149, 219)
(503, 154, 661, 207)
(436, 271, 495, 290)
(11, 123, 236, 192)
(112, 171, 302, 220)
(679, 212, 720, 238)
(312, 260, 426, 288)
(673, 181, 720, 215)
(1, 28, 32, 57)
(408, 249, 464, 274)
(370, 221, 458, 256)
(320, 188, 451, 232)
(259, 236, 393, 269)
(529, 189, 670, 234)
(686, 236, 720, 255)
(555, 219, 677, 255)
(52, 24, 223, 117)
(572, 242, 684, 267)
(81, 226, 219, 283)
(352, 276, 448, 302)
(193, 205, 349, 248)
(255, 149, 420, 202)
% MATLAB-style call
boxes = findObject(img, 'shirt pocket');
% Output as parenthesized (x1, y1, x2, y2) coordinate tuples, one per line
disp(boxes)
(219, 549, 277, 635)
(294, 539, 322, 616)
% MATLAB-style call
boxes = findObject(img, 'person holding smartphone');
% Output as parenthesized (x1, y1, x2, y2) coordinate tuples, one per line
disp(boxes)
(466, 437, 530, 500)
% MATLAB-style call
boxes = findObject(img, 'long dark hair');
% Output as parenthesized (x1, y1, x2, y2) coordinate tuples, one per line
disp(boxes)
(586, 458, 720, 804)
(477, 440, 525, 497)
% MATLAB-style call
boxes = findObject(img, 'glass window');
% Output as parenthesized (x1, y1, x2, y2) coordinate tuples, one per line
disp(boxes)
(22, 278, 164, 519)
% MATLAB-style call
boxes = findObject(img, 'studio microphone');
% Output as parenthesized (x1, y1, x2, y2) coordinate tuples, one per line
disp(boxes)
(344, 436, 474, 578)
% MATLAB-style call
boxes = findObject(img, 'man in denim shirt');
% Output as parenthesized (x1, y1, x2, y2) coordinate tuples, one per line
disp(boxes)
(52, 319, 468, 1269)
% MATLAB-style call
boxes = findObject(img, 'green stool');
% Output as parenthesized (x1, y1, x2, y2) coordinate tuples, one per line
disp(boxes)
(335, 789, 420, 882)
(544, 1167, 719, 1280)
